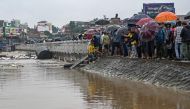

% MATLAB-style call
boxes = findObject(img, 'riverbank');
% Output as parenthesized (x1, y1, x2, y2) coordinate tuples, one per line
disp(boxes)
(0, 51, 36, 60)
(81, 56, 190, 91)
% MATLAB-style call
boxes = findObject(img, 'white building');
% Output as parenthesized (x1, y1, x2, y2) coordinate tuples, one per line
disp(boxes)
(37, 21, 52, 33)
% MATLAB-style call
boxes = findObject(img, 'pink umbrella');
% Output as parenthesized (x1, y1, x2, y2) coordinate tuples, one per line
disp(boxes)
(136, 18, 154, 27)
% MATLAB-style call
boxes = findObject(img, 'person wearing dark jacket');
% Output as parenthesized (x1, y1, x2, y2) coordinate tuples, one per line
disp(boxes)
(156, 23, 166, 59)
(180, 22, 190, 60)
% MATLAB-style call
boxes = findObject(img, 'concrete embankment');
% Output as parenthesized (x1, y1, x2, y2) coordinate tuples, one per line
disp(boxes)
(81, 57, 190, 91)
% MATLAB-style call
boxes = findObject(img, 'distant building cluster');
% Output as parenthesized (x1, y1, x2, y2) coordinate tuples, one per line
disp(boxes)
(0, 19, 28, 38)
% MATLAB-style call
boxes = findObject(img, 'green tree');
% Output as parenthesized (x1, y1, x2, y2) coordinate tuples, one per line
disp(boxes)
(52, 25, 59, 33)
(44, 31, 53, 38)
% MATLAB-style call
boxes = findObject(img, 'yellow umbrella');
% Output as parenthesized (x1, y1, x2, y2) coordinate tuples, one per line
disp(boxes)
(155, 12, 177, 23)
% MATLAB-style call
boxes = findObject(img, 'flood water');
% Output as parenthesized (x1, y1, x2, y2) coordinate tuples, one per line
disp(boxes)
(0, 59, 190, 109)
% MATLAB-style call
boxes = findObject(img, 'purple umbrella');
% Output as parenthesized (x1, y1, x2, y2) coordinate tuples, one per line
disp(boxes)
(142, 21, 159, 32)
(140, 21, 159, 42)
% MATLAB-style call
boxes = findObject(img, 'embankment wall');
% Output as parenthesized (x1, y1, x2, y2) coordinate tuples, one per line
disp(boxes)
(82, 57, 190, 91)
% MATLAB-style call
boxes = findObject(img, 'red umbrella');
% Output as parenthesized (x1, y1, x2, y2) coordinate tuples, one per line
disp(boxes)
(84, 29, 97, 40)
(136, 18, 154, 27)
(85, 29, 97, 35)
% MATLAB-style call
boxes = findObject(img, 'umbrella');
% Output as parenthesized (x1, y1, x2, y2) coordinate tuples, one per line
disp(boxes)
(136, 18, 154, 27)
(165, 21, 176, 26)
(105, 25, 121, 33)
(95, 19, 110, 25)
(185, 11, 190, 19)
(140, 21, 159, 42)
(155, 12, 177, 23)
(128, 14, 150, 24)
(85, 29, 97, 35)
(140, 30, 156, 42)
(116, 27, 129, 36)
(142, 21, 159, 32)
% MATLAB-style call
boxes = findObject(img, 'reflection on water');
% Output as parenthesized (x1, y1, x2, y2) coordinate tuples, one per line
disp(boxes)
(0, 59, 190, 109)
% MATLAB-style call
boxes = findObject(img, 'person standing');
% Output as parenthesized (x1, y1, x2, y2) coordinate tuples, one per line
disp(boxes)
(130, 27, 138, 58)
(156, 23, 166, 59)
(165, 24, 173, 59)
(180, 22, 190, 60)
(111, 29, 122, 56)
(87, 40, 96, 63)
(174, 21, 183, 60)
(101, 32, 110, 55)
(122, 29, 130, 57)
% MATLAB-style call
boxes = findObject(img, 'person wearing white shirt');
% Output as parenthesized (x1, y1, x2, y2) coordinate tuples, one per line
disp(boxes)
(174, 21, 183, 59)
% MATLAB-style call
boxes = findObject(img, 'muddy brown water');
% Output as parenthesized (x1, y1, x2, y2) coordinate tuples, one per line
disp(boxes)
(0, 59, 190, 109)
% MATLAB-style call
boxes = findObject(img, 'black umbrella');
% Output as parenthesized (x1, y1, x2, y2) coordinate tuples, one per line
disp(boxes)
(128, 14, 150, 24)
(116, 27, 129, 36)
(95, 19, 110, 25)
(185, 11, 190, 19)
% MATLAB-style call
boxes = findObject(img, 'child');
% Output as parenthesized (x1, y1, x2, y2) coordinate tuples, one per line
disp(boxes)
(87, 40, 96, 63)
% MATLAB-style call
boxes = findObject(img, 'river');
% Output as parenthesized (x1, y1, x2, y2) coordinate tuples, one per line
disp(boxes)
(0, 59, 190, 109)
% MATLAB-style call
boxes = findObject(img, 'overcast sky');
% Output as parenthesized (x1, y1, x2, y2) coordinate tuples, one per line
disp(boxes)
(0, 0, 189, 27)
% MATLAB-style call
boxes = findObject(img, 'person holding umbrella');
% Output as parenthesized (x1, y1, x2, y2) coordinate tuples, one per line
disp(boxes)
(127, 27, 138, 58)
(140, 21, 159, 59)
(117, 27, 129, 57)
(111, 29, 122, 56)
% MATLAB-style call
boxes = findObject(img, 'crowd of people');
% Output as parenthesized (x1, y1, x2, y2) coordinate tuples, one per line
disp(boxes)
(87, 21, 190, 62)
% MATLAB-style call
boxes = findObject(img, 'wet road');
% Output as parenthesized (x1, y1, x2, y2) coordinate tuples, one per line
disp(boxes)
(0, 59, 190, 109)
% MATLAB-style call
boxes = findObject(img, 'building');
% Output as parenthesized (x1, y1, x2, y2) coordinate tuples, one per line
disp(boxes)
(185, 11, 190, 20)
(177, 15, 187, 22)
(0, 20, 28, 38)
(0, 20, 4, 27)
(20, 23, 28, 33)
(142, 3, 175, 18)
(37, 21, 52, 33)
(110, 14, 121, 25)
(61, 24, 71, 34)
(11, 19, 21, 27)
